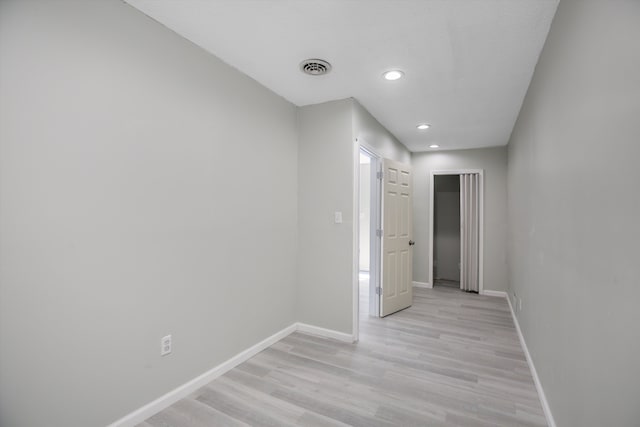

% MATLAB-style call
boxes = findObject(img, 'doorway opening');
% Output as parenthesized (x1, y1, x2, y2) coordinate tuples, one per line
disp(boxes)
(354, 142, 414, 335)
(358, 147, 380, 319)
(429, 170, 484, 294)
(433, 175, 461, 289)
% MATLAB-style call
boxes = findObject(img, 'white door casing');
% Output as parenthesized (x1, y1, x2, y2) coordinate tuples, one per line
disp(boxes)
(380, 159, 413, 317)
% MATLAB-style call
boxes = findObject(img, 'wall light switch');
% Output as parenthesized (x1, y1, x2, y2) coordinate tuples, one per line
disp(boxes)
(161, 335, 172, 356)
(334, 211, 343, 224)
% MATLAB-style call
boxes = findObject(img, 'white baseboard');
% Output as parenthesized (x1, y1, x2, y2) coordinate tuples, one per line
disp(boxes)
(506, 296, 556, 427)
(296, 322, 355, 343)
(107, 323, 298, 427)
(481, 289, 508, 298)
(107, 322, 355, 426)
(412, 281, 432, 289)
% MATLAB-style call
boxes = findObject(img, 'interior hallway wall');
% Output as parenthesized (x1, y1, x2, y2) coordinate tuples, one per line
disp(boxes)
(352, 100, 411, 164)
(0, 2, 298, 426)
(412, 147, 508, 291)
(296, 100, 354, 334)
(297, 99, 410, 335)
(506, 1, 640, 425)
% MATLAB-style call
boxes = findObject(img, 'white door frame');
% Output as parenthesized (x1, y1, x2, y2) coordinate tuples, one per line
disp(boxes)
(353, 138, 382, 341)
(429, 169, 484, 294)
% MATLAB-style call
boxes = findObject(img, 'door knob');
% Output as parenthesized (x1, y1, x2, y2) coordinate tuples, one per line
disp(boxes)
(409, 240, 415, 246)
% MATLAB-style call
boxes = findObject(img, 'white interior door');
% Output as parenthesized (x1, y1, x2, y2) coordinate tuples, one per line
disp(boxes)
(380, 159, 413, 317)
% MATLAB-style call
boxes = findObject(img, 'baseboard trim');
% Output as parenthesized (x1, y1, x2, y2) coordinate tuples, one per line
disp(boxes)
(412, 281, 432, 289)
(107, 322, 355, 426)
(506, 296, 556, 427)
(481, 289, 508, 298)
(296, 322, 355, 343)
(107, 323, 298, 427)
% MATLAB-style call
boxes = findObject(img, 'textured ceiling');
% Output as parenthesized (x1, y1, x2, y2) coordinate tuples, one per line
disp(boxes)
(125, 0, 558, 152)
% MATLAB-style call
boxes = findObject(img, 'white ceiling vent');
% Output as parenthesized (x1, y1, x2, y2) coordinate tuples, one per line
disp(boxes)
(300, 58, 332, 76)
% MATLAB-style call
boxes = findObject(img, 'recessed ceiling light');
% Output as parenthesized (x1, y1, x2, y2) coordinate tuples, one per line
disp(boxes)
(383, 70, 404, 81)
(417, 123, 431, 130)
(429, 144, 440, 148)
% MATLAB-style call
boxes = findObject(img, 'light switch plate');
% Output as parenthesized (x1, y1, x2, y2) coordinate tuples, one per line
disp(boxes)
(161, 335, 172, 356)
(334, 211, 343, 224)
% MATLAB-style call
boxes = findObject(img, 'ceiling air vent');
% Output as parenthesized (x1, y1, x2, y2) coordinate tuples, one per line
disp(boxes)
(300, 58, 332, 76)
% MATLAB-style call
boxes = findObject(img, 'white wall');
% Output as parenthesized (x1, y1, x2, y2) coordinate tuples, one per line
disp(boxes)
(412, 147, 508, 291)
(507, 1, 640, 425)
(0, 2, 298, 426)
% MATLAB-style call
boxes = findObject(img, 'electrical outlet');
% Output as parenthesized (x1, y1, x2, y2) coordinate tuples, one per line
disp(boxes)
(161, 335, 172, 356)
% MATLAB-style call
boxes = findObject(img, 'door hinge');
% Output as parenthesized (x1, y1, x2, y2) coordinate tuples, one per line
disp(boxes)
(376, 229, 383, 237)
(376, 171, 383, 180)
(376, 287, 382, 295)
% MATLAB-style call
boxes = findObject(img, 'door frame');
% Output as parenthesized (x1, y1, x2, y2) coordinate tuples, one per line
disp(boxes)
(429, 169, 484, 293)
(353, 138, 382, 341)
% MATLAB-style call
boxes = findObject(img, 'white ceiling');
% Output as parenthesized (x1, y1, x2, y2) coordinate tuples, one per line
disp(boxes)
(125, 0, 558, 152)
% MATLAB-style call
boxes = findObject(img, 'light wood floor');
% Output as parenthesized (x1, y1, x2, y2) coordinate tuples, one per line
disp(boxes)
(433, 279, 461, 290)
(139, 287, 546, 427)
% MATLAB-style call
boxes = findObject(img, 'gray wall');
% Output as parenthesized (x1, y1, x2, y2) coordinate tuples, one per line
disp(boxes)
(434, 175, 460, 281)
(352, 100, 411, 164)
(296, 100, 354, 334)
(412, 147, 508, 291)
(0, 1, 298, 426)
(507, 1, 640, 425)
(296, 99, 410, 334)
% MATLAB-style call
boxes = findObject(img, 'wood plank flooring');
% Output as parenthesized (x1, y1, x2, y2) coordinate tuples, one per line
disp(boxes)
(140, 287, 546, 426)
(433, 279, 461, 290)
